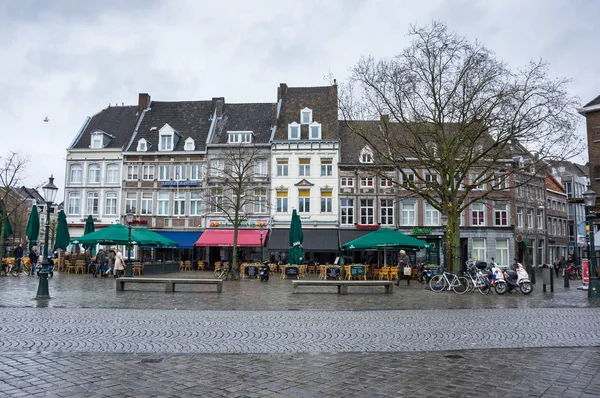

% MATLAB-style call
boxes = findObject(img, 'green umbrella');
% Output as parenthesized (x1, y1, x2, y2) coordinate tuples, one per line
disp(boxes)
(341, 228, 428, 250)
(3, 217, 12, 238)
(25, 205, 40, 250)
(54, 210, 71, 250)
(75, 224, 178, 246)
(288, 209, 303, 265)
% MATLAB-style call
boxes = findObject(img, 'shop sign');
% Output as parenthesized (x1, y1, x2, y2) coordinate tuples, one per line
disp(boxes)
(160, 181, 198, 187)
(210, 221, 268, 228)
(412, 227, 431, 235)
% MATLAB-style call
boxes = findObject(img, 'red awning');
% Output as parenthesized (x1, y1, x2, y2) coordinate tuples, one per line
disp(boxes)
(194, 229, 268, 247)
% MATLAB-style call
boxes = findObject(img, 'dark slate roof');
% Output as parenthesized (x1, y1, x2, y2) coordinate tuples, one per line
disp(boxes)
(129, 100, 214, 152)
(211, 103, 275, 144)
(274, 85, 339, 141)
(584, 95, 600, 108)
(70, 105, 139, 149)
(14, 187, 44, 203)
(339, 120, 387, 165)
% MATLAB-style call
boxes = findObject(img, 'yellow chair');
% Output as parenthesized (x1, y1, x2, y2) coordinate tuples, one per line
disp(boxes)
(197, 260, 206, 271)
(214, 262, 221, 272)
(133, 262, 143, 276)
(318, 265, 327, 280)
(379, 266, 391, 280)
(184, 260, 192, 271)
(389, 267, 399, 281)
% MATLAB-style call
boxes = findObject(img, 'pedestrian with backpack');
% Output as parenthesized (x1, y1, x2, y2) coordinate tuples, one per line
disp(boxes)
(93, 248, 107, 277)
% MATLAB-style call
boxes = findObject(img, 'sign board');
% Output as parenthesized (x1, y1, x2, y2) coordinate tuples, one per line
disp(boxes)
(350, 265, 365, 276)
(245, 265, 258, 277)
(583, 259, 590, 284)
(569, 246, 574, 254)
(285, 266, 299, 277)
(326, 267, 340, 279)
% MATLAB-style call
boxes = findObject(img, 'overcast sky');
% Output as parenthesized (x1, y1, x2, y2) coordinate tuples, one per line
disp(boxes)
(1, 0, 598, 202)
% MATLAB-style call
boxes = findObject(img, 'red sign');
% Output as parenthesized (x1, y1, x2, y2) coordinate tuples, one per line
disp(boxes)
(583, 259, 590, 284)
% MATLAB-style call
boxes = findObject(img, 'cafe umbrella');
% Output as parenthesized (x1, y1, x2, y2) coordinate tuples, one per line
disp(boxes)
(53, 210, 70, 271)
(25, 205, 40, 250)
(82, 215, 95, 252)
(288, 209, 303, 265)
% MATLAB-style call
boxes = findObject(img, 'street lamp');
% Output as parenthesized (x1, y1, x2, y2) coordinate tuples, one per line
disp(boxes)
(36, 175, 58, 299)
(259, 223, 264, 263)
(125, 211, 134, 277)
(583, 186, 599, 299)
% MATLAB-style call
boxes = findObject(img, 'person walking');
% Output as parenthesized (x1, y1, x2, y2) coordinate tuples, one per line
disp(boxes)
(106, 248, 116, 277)
(396, 250, 411, 286)
(93, 248, 107, 278)
(553, 257, 560, 277)
(28, 245, 38, 276)
(114, 251, 125, 278)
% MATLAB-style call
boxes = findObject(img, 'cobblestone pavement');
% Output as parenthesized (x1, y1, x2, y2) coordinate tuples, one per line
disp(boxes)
(0, 272, 599, 397)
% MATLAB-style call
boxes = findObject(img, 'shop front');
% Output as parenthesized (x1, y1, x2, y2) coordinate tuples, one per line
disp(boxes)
(267, 228, 339, 265)
(195, 228, 268, 269)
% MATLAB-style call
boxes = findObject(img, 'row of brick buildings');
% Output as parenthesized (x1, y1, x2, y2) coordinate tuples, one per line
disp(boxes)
(62, 83, 581, 268)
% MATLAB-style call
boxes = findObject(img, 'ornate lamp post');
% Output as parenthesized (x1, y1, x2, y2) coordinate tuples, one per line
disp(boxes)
(36, 175, 58, 299)
(583, 186, 599, 299)
(125, 211, 134, 277)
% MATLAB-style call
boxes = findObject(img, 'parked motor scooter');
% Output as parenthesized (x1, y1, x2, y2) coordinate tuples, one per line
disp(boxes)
(35, 257, 54, 277)
(259, 262, 270, 282)
(417, 263, 435, 284)
(494, 261, 532, 295)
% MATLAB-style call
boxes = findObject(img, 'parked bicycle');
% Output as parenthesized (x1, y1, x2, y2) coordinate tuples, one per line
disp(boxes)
(213, 263, 230, 280)
(429, 266, 469, 294)
(463, 260, 492, 295)
(9, 259, 31, 277)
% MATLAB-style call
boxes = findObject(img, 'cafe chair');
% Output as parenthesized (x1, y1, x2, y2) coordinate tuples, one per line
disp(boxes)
(197, 260, 206, 271)
(389, 267, 399, 281)
(133, 262, 143, 276)
(379, 266, 391, 280)
(214, 262, 221, 272)
(183, 260, 192, 271)
(318, 265, 327, 280)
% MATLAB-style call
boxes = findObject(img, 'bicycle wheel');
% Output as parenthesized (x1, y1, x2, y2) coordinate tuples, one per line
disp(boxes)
(452, 276, 469, 294)
(429, 275, 447, 292)
(11, 268, 19, 277)
(477, 276, 491, 295)
(213, 270, 222, 279)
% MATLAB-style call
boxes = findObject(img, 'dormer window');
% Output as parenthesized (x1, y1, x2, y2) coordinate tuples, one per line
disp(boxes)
(227, 131, 253, 144)
(288, 122, 300, 140)
(301, 108, 313, 124)
(158, 123, 179, 151)
(91, 134, 103, 148)
(184, 137, 195, 150)
(309, 122, 321, 139)
(137, 138, 148, 152)
(359, 146, 374, 164)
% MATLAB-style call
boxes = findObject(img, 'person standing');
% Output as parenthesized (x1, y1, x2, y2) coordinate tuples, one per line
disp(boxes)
(28, 245, 38, 276)
(396, 250, 411, 286)
(114, 251, 125, 278)
(93, 248, 107, 278)
(106, 248, 116, 277)
(14, 244, 24, 270)
(553, 257, 560, 277)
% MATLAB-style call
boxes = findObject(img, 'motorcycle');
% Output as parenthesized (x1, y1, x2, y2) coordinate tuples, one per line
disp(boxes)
(416, 263, 436, 284)
(35, 258, 55, 277)
(565, 263, 582, 280)
(259, 262, 270, 282)
(493, 262, 532, 295)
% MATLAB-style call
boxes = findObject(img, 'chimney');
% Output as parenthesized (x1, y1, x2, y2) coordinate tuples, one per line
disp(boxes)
(138, 93, 151, 113)
(212, 97, 224, 118)
(380, 114, 390, 124)
(277, 83, 288, 101)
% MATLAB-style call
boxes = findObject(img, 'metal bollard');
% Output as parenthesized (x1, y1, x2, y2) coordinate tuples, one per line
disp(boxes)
(564, 268, 570, 288)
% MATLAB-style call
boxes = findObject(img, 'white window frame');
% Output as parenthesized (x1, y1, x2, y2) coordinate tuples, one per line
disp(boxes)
(88, 164, 101, 184)
(104, 192, 117, 216)
(157, 192, 169, 216)
(184, 137, 195, 151)
(68, 192, 81, 215)
(309, 122, 321, 140)
(210, 159, 223, 178)
(190, 164, 203, 180)
(106, 164, 119, 184)
(360, 147, 374, 164)
(471, 202, 485, 226)
(137, 139, 148, 152)
(158, 165, 170, 181)
(359, 199, 375, 225)
(516, 207, 523, 228)
(496, 238, 509, 267)
(537, 209, 544, 230)
(228, 131, 253, 144)
(140, 192, 153, 215)
(70, 165, 82, 184)
(254, 159, 267, 177)
(320, 159, 332, 177)
(301, 107, 312, 124)
(173, 191, 186, 216)
(299, 193, 311, 213)
(276, 159, 288, 177)
(494, 202, 509, 226)
(276, 194, 288, 213)
(125, 193, 137, 214)
(424, 202, 440, 226)
(86, 192, 99, 215)
(91, 134, 103, 149)
(159, 133, 173, 151)
(142, 165, 155, 181)
(341, 177, 354, 187)
(360, 177, 374, 187)
(526, 209, 534, 228)
(254, 189, 267, 213)
(340, 198, 354, 225)
(126, 165, 139, 181)
(380, 177, 393, 188)
(189, 192, 202, 216)
(288, 122, 300, 140)
(472, 238, 486, 262)
(320, 192, 332, 213)
(401, 202, 416, 226)
(470, 173, 485, 190)
(211, 188, 223, 213)
(298, 159, 311, 177)
(174, 164, 186, 181)
(380, 198, 394, 226)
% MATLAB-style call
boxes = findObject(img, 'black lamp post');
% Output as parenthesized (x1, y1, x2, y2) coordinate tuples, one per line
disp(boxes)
(36, 175, 58, 300)
(583, 186, 599, 299)
(125, 211, 133, 277)
(260, 225, 264, 263)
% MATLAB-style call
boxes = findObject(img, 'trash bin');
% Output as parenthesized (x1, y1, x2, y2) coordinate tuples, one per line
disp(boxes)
(542, 266, 552, 285)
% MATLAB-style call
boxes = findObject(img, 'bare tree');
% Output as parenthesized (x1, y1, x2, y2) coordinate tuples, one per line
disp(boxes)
(206, 144, 270, 278)
(0, 152, 30, 264)
(338, 21, 582, 271)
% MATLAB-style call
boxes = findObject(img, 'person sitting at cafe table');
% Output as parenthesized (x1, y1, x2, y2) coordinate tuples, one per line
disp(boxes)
(396, 250, 411, 286)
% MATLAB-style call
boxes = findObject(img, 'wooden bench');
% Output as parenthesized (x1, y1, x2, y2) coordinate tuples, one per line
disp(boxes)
(116, 277, 223, 293)
(291, 280, 394, 295)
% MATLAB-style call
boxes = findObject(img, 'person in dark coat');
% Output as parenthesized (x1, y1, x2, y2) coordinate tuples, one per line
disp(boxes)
(28, 246, 38, 275)
(14, 244, 24, 269)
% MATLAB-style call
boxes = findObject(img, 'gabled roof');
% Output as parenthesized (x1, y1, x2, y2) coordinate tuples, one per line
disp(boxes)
(584, 95, 600, 108)
(273, 84, 339, 141)
(546, 170, 565, 194)
(210, 102, 275, 144)
(15, 186, 44, 203)
(129, 100, 214, 152)
(70, 105, 139, 150)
